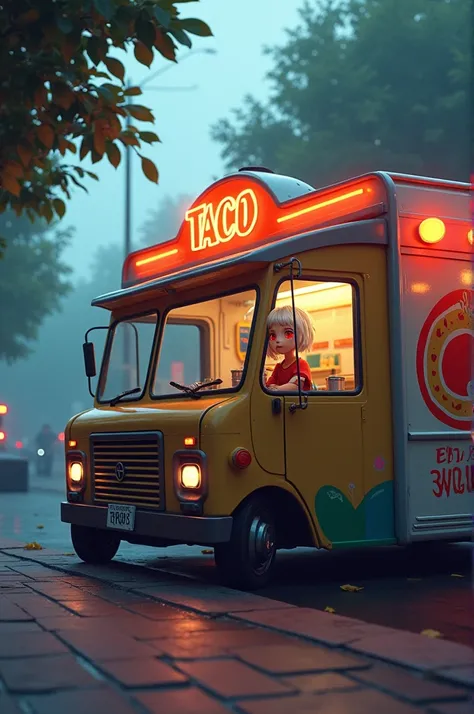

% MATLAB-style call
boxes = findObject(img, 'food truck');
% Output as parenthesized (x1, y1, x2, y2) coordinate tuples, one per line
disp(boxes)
(61, 168, 473, 589)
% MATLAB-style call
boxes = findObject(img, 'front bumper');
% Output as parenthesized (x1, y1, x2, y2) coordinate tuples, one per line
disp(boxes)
(61, 502, 233, 544)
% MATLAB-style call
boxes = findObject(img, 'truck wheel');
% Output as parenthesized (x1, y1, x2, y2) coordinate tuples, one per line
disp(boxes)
(214, 497, 276, 590)
(71, 525, 120, 564)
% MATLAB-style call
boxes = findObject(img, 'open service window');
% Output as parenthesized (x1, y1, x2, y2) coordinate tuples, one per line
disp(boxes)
(152, 288, 258, 397)
(263, 279, 361, 393)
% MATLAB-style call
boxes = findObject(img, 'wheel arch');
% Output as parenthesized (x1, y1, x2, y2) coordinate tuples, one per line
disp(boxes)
(233, 485, 317, 549)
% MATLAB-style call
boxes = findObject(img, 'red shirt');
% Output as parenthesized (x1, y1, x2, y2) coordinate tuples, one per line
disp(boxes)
(267, 358, 312, 391)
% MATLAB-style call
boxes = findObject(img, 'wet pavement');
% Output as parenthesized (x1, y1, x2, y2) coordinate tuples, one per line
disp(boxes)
(0, 482, 472, 647)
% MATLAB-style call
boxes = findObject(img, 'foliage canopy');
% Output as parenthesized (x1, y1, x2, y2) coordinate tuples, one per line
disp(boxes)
(212, 0, 469, 187)
(0, 0, 211, 226)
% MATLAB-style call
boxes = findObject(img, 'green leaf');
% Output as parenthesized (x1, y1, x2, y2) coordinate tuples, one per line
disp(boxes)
(106, 143, 121, 168)
(37, 125, 55, 149)
(56, 14, 73, 34)
(154, 7, 171, 28)
(134, 41, 154, 67)
(179, 18, 213, 37)
(127, 105, 154, 122)
(141, 156, 159, 183)
(123, 86, 142, 96)
(139, 131, 161, 144)
(53, 198, 66, 218)
(94, 0, 114, 21)
(104, 57, 125, 81)
(170, 28, 192, 48)
(135, 18, 156, 50)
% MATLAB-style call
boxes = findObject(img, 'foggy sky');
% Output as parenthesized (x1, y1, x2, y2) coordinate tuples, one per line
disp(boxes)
(63, 0, 302, 279)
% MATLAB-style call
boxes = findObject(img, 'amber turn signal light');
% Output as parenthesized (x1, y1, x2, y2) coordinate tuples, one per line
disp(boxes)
(418, 217, 445, 244)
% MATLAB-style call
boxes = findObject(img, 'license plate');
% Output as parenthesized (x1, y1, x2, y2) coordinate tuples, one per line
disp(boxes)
(106, 504, 136, 532)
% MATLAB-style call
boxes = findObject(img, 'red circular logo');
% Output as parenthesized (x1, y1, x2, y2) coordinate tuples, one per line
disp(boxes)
(416, 289, 473, 430)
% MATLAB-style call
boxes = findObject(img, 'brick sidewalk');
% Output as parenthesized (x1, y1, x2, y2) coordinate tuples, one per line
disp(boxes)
(0, 539, 472, 714)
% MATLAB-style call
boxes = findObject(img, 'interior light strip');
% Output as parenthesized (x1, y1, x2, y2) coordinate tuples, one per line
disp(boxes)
(277, 188, 366, 224)
(135, 248, 179, 268)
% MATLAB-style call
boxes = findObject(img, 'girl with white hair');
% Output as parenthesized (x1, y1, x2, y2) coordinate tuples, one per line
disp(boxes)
(265, 305, 315, 392)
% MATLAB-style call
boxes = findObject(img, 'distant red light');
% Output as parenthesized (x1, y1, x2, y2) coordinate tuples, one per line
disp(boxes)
(58, 432, 65, 442)
(15, 441, 23, 449)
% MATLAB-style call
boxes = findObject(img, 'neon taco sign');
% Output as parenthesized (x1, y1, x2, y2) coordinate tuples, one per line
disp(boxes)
(124, 175, 383, 285)
(186, 188, 259, 252)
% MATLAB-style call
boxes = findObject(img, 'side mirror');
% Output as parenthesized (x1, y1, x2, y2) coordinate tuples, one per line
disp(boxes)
(82, 342, 96, 378)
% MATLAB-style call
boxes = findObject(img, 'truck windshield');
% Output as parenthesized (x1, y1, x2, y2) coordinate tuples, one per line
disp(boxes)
(152, 288, 257, 397)
(98, 313, 158, 403)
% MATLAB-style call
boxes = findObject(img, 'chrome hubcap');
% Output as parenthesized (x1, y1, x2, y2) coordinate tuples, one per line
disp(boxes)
(249, 515, 275, 575)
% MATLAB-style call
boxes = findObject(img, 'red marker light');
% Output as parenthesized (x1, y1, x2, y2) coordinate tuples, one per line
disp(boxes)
(58, 432, 65, 442)
(15, 441, 23, 449)
(230, 448, 252, 470)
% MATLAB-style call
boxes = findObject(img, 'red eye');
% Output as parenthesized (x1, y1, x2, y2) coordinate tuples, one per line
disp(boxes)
(284, 330, 294, 339)
(269, 334, 276, 341)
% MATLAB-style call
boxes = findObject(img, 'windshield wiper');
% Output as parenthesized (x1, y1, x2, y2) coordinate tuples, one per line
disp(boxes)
(170, 379, 223, 399)
(109, 387, 141, 406)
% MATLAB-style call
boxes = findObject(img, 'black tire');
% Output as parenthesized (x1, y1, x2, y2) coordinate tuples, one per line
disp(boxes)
(214, 496, 277, 591)
(71, 524, 120, 565)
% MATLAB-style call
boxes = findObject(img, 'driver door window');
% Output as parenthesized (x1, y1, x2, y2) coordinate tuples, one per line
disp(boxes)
(263, 279, 360, 393)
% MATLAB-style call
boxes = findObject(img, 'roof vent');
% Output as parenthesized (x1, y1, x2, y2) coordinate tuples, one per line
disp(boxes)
(238, 166, 275, 174)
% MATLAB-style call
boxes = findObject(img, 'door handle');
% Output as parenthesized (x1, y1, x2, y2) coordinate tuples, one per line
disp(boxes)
(271, 398, 282, 415)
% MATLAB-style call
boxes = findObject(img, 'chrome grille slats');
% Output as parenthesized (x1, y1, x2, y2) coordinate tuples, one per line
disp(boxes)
(91, 432, 163, 509)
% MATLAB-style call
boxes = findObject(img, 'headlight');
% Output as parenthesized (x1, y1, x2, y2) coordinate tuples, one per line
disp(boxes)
(180, 464, 201, 489)
(173, 450, 208, 514)
(66, 450, 86, 492)
(69, 462, 84, 484)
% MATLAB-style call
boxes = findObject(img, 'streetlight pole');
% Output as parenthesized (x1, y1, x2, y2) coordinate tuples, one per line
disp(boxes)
(122, 48, 216, 388)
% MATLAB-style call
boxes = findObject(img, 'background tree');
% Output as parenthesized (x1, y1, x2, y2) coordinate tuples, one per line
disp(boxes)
(0, 212, 73, 362)
(0, 0, 212, 230)
(212, 0, 469, 187)
(139, 191, 194, 246)
(0, 190, 196, 439)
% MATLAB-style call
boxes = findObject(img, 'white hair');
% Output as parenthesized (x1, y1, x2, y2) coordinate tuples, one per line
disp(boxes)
(266, 305, 315, 359)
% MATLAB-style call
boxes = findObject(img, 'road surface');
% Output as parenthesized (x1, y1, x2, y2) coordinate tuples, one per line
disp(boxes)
(0, 480, 472, 648)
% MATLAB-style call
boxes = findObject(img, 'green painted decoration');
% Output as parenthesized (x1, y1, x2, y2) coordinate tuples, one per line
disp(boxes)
(315, 481, 394, 543)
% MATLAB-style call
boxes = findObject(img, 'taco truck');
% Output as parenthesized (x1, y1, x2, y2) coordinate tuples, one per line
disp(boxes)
(61, 168, 473, 589)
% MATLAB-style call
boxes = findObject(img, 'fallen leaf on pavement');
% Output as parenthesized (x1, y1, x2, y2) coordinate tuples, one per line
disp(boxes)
(324, 606, 336, 614)
(421, 629, 442, 638)
(24, 542, 43, 551)
(340, 584, 364, 592)
(36, 524, 44, 529)
(201, 549, 214, 555)
(450, 573, 464, 578)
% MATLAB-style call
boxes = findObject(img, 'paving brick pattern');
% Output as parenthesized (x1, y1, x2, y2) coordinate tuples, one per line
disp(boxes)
(0, 542, 472, 714)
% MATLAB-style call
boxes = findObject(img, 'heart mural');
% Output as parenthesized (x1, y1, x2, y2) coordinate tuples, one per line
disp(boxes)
(315, 480, 394, 544)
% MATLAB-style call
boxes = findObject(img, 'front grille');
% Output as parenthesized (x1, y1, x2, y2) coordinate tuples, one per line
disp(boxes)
(91, 432, 163, 509)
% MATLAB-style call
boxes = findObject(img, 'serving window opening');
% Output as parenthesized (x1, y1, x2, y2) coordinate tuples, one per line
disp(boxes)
(152, 288, 258, 397)
(263, 279, 360, 393)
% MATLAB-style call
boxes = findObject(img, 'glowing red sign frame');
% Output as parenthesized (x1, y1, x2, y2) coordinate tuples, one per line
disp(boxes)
(123, 174, 385, 286)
